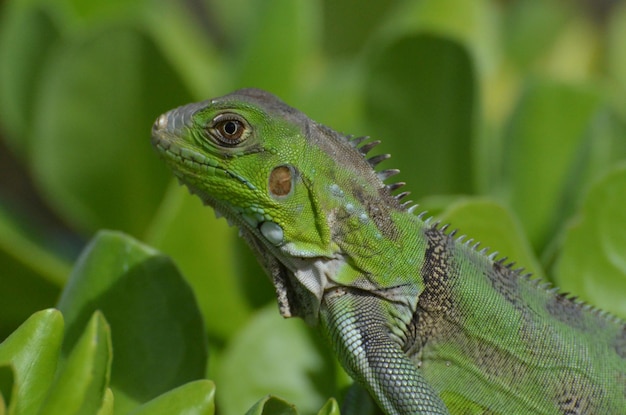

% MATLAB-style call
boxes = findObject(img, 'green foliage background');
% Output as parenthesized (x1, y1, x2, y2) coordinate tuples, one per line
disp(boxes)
(0, 0, 625, 414)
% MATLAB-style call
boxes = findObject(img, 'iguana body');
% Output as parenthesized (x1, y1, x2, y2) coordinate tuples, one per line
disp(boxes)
(151, 88, 626, 414)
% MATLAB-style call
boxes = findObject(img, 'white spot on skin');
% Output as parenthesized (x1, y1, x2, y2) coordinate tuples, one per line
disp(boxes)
(359, 213, 369, 223)
(345, 203, 355, 214)
(330, 184, 344, 197)
(260, 221, 284, 245)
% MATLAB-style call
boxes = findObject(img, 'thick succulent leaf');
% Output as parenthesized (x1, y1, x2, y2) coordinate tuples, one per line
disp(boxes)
(128, 380, 215, 415)
(553, 165, 626, 319)
(364, 33, 476, 199)
(438, 198, 544, 280)
(30, 25, 192, 235)
(217, 306, 336, 415)
(0, 309, 63, 415)
(316, 398, 341, 415)
(245, 396, 298, 415)
(57, 230, 207, 413)
(96, 389, 114, 415)
(37, 311, 111, 415)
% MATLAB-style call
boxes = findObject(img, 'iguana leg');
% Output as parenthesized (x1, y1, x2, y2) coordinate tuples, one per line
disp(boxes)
(320, 288, 450, 415)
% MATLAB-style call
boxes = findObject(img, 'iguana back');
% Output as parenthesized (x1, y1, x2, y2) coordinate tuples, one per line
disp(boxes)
(151, 88, 626, 414)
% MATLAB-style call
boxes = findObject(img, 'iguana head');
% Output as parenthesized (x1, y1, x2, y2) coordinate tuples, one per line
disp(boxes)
(152, 88, 405, 323)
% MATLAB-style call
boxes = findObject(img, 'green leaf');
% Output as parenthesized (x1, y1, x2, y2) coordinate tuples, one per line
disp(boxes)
(501, 0, 569, 69)
(128, 380, 215, 415)
(232, 0, 318, 100)
(607, 0, 626, 119)
(59, 0, 146, 25)
(0, 309, 64, 415)
(497, 78, 604, 250)
(338, 383, 380, 415)
(553, 164, 626, 319)
(0, 1, 59, 150)
(142, 0, 223, 98)
(57, 230, 207, 413)
(438, 198, 544, 280)
(317, 398, 341, 415)
(30, 25, 192, 234)
(245, 396, 298, 415)
(364, 33, 476, 199)
(96, 388, 114, 415)
(0, 205, 67, 339)
(217, 306, 335, 415)
(38, 311, 111, 415)
(0, 363, 14, 414)
(145, 184, 252, 339)
(321, 0, 393, 57)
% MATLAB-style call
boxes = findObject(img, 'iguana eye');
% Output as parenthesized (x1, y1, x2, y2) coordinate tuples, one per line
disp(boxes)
(209, 114, 249, 146)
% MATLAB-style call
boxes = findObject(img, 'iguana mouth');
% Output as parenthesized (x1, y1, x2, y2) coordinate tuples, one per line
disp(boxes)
(152, 128, 257, 194)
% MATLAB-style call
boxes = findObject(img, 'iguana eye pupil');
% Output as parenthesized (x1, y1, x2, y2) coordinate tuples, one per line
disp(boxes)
(218, 120, 243, 140)
(210, 114, 248, 145)
(223, 121, 238, 135)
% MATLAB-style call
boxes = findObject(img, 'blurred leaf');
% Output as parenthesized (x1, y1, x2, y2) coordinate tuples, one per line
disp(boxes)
(317, 398, 341, 415)
(30, 25, 192, 235)
(321, 0, 392, 57)
(38, 311, 111, 415)
(502, 0, 569, 69)
(607, 0, 626, 119)
(0, 309, 64, 415)
(540, 15, 599, 82)
(57, 230, 207, 413)
(231, 234, 275, 309)
(0, 363, 12, 414)
(146, 184, 252, 339)
(128, 380, 215, 415)
(59, 0, 145, 24)
(0, 1, 59, 151)
(97, 388, 114, 415)
(142, 0, 223, 98)
(553, 164, 626, 319)
(380, 0, 496, 54)
(339, 383, 380, 415)
(0, 205, 67, 339)
(245, 396, 298, 415)
(497, 78, 603, 250)
(218, 306, 336, 415)
(364, 33, 476, 198)
(438, 198, 544, 280)
(232, 0, 319, 100)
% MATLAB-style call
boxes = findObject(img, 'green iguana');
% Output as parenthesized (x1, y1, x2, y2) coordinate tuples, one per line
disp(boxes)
(151, 88, 626, 414)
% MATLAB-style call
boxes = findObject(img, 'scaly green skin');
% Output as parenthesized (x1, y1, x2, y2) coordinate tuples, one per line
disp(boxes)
(151, 88, 626, 415)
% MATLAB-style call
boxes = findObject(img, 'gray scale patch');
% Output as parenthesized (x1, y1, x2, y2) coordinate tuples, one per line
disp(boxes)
(554, 377, 605, 415)
(614, 326, 626, 359)
(544, 292, 588, 331)
(485, 261, 521, 310)
(404, 227, 459, 355)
